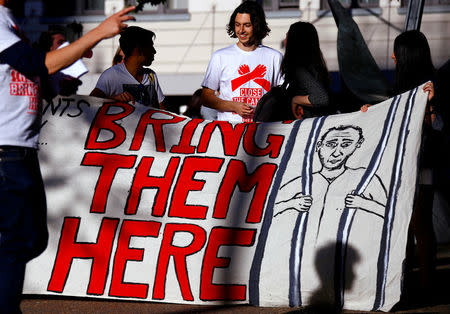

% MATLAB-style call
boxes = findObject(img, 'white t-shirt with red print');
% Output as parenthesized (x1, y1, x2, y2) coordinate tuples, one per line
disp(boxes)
(202, 44, 283, 122)
(0, 6, 41, 148)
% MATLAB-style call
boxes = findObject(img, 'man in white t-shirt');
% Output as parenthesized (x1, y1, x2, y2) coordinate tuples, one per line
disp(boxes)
(90, 26, 164, 108)
(201, 0, 283, 122)
(0, 1, 135, 311)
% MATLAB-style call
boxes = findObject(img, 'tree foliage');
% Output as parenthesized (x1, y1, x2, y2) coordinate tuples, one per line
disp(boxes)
(126, 0, 167, 12)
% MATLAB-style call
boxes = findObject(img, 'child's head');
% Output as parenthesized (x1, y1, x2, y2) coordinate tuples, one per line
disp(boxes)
(119, 26, 156, 62)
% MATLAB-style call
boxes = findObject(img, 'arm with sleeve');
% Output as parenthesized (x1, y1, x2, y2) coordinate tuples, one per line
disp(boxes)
(0, 40, 48, 79)
(201, 52, 221, 92)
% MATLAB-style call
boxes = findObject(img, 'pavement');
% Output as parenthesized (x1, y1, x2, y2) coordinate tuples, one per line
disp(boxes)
(21, 244, 450, 313)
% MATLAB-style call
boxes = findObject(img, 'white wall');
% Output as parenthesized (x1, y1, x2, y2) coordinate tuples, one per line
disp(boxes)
(37, 0, 450, 96)
(189, 0, 242, 13)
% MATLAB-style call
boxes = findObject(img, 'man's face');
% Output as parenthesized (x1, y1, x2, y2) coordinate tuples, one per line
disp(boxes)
(317, 128, 362, 170)
(235, 13, 254, 47)
(140, 42, 156, 66)
(51, 33, 66, 51)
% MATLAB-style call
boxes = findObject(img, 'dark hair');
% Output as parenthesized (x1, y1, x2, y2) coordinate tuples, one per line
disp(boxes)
(119, 26, 155, 58)
(393, 30, 435, 94)
(112, 47, 124, 66)
(281, 22, 330, 91)
(37, 25, 66, 52)
(226, 1, 270, 45)
(183, 89, 203, 119)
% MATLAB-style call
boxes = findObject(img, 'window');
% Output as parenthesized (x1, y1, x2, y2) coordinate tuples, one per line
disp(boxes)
(321, 0, 379, 10)
(132, 0, 188, 14)
(263, 0, 299, 11)
(401, 0, 450, 6)
(84, 0, 104, 11)
(44, 0, 103, 16)
(399, 0, 450, 14)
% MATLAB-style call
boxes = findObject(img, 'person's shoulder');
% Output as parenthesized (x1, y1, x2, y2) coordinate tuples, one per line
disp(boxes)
(294, 66, 314, 79)
(100, 63, 126, 77)
(0, 5, 11, 21)
(101, 63, 121, 73)
(143, 67, 160, 84)
(143, 67, 157, 75)
(0, 6, 20, 50)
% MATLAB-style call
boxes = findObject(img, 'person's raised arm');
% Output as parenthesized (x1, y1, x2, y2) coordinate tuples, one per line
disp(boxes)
(45, 7, 135, 75)
(201, 87, 253, 118)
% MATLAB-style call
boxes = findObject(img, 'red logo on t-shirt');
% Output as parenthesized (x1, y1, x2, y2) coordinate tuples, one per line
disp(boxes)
(10, 70, 39, 114)
(231, 64, 270, 92)
(231, 64, 271, 122)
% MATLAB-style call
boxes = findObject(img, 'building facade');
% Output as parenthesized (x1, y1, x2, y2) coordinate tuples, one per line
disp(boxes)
(17, 0, 450, 96)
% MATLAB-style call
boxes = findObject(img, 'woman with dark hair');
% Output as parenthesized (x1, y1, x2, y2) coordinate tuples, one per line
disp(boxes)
(394, 30, 439, 300)
(362, 30, 440, 299)
(282, 21, 331, 120)
(112, 46, 125, 66)
(392, 31, 436, 95)
(254, 21, 331, 122)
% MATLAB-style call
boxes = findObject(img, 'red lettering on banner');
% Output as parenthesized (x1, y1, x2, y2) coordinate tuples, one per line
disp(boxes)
(85, 102, 135, 150)
(47, 217, 119, 295)
(81, 153, 137, 213)
(170, 119, 203, 154)
(125, 157, 180, 216)
(169, 157, 223, 219)
(197, 121, 246, 156)
(153, 223, 206, 301)
(200, 227, 255, 301)
(243, 123, 284, 158)
(130, 109, 185, 152)
(109, 220, 161, 299)
(214, 160, 277, 223)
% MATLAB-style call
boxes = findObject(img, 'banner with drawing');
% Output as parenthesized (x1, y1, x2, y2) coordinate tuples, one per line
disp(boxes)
(23, 85, 427, 311)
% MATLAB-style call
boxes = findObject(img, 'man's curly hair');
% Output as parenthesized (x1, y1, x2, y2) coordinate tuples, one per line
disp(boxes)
(226, 1, 270, 45)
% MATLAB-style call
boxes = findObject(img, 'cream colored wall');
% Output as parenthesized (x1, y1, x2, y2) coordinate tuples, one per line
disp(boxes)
(78, 0, 450, 95)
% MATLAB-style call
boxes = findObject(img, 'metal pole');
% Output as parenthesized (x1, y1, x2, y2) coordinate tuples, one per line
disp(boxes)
(404, 0, 425, 31)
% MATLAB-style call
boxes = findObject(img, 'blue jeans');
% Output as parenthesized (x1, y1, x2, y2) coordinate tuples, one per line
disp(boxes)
(0, 147, 48, 314)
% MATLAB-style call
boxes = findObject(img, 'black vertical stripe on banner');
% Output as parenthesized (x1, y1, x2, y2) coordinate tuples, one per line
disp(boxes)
(302, 117, 325, 195)
(289, 212, 303, 307)
(372, 87, 419, 310)
(355, 96, 401, 194)
(289, 116, 326, 307)
(333, 94, 403, 309)
(249, 119, 303, 305)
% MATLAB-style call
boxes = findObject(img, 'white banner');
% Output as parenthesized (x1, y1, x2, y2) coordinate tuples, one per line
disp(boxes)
(24, 85, 428, 312)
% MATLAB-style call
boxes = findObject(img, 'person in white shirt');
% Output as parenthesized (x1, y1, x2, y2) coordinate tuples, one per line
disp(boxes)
(201, 0, 283, 122)
(90, 26, 164, 109)
(0, 1, 135, 311)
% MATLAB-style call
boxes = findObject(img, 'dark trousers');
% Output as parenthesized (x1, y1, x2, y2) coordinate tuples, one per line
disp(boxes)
(0, 147, 48, 314)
